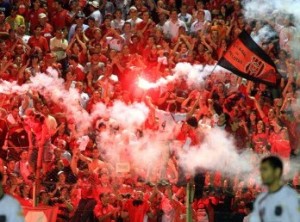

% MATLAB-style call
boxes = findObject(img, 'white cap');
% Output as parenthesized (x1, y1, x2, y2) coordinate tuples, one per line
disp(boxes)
(109, 74, 118, 82)
(89, 1, 99, 8)
(38, 13, 47, 19)
(129, 6, 137, 11)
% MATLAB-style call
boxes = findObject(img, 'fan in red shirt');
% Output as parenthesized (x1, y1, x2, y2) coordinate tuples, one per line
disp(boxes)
(69, 54, 85, 81)
(26, 0, 47, 33)
(251, 120, 269, 154)
(122, 190, 152, 222)
(268, 119, 291, 159)
(136, 11, 155, 41)
(51, 0, 69, 31)
(28, 25, 50, 54)
(176, 117, 201, 146)
(94, 192, 117, 222)
(37, 13, 53, 42)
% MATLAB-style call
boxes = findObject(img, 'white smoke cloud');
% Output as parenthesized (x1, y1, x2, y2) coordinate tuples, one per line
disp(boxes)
(178, 127, 258, 179)
(251, 25, 278, 45)
(138, 62, 228, 90)
(243, 0, 300, 58)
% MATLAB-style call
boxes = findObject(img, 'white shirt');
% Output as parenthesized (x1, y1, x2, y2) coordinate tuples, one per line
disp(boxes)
(190, 20, 206, 34)
(156, 109, 187, 131)
(163, 19, 187, 40)
(80, 92, 90, 109)
(50, 37, 68, 61)
(45, 115, 57, 136)
(106, 36, 124, 52)
(178, 13, 192, 26)
(250, 185, 300, 222)
(204, 10, 211, 22)
(126, 17, 143, 29)
(0, 194, 24, 222)
(111, 19, 125, 30)
(243, 215, 250, 222)
(90, 10, 102, 26)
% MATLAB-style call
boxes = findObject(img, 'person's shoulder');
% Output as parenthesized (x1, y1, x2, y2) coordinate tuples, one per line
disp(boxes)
(2, 194, 22, 206)
(281, 185, 299, 196)
(254, 191, 268, 204)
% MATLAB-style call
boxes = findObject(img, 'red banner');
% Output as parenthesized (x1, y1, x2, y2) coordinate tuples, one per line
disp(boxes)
(218, 30, 280, 86)
(23, 206, 58, 222)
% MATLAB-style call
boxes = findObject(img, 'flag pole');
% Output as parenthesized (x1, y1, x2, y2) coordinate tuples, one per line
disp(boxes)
(186, 180, 195, 222)
(208, 63, 219, 76)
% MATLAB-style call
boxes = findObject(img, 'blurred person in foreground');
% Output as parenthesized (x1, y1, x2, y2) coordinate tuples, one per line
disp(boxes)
(250, 156, 300, 222)
(0, 172, 24, 222)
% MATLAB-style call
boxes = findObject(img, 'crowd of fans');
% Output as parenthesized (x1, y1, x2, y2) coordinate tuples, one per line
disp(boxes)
(0, 0, 299, 221)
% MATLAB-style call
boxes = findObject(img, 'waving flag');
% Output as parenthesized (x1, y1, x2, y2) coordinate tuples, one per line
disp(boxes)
(218, 30, 280, 86)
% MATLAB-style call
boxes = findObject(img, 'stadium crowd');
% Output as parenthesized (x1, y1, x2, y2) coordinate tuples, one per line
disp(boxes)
(0, 0, 299, 221)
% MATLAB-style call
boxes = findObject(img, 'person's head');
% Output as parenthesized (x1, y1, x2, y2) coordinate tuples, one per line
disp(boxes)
(8, 28, 16, 39)
(60, 186, 69, 197)
(123, 22, 131, 33)
(186, 116, 198, 129)
(20, 150, 29, 161)
(75, 81, 84, 92)
(92, 147, 100, 159)
(256, 120, 264, 132)
(142, 11, 150, 22)
(10, 6, 18, 17)
(33, 0, 41, 9)
(180, 4, 188, 14)
(55, 28, 64, 39)
(39, 190, 49, 203)
(268, 108, 276, 121)
(249, 111, 257, 122)
(34, 25, 42, 36)
(53, 0, 63, 10)
(0, 39, 5, 51)
(20, 184, 31, 197)
(38, 13, 47, 25)
(170, 9, 178, 22)
(129, 6, 138, 18)
(7, 159, 16, 171)
(114, 9, 122, 19)
(197, 10, 205, 21)
(58, 171, 66, 182)
(87, 16, 95, 27)
(93, 28, 101, 39)
(11, 105, 19, 118)
(260, 156, 283, 186)
(89, 1, 99, 12)
(283, 13, 293, 27)
(75, 11, 85, 24)
(99, 192, 110, 205)
(34, 112, 45, 124)
(0, 10, 5, 22)
(69, 54, 79, 65)
(103, 16, 111, 27)
(133, 190, 144, 200)
(196, 0, 204, 10)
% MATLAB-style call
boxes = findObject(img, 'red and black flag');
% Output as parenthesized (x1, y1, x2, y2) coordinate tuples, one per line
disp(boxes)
(218, 30, 280, 86)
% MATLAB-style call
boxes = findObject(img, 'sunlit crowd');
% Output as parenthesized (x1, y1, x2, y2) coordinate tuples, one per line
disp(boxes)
(0, 0, 299, 221)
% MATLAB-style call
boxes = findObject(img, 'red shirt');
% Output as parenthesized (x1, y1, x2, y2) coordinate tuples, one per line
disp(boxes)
(26, 8, 47, 32)
(41, 23, 54, 41)
(51, 9, 69, 31)
(124, 199, 150, 222)
(71, 64, 85, 82)
(136, 21, 155, 40)
(94, 203, 115, 222)
(269, 130, 291, 158)
(28, 35, 49, 53)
